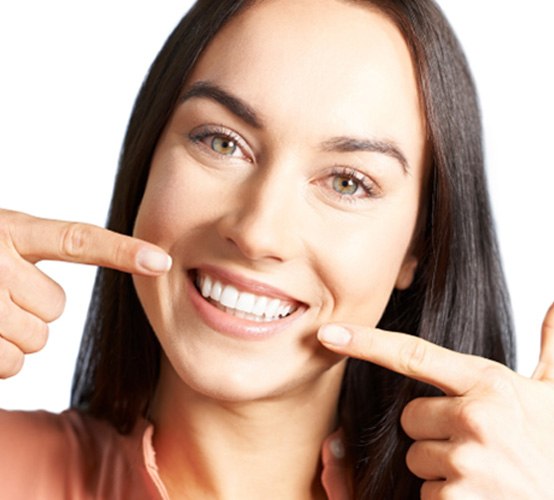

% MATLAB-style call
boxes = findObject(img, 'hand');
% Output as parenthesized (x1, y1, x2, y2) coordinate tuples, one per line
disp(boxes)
(318, 303, 554, 499)
(0, 209, 171, 379)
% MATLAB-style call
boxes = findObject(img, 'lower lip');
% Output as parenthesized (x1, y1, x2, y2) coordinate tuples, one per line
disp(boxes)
(187, 275, 306, 340)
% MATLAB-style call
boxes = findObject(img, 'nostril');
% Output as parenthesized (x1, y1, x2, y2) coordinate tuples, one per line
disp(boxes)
(215, 199, 293, 263)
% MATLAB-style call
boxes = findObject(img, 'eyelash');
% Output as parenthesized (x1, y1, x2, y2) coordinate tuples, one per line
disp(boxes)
(188, 125, 252, 162)
(326, 166, 378, 201)
(188, 126, 378, 202)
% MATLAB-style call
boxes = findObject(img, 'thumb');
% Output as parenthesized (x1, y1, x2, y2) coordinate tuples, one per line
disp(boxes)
(532, 302, 554, 381)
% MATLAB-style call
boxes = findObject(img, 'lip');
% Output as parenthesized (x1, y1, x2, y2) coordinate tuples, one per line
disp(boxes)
(197, 265, 302, 303)
(187, 268, 307, 340)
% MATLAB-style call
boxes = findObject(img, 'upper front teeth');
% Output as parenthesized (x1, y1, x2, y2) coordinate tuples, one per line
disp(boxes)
(198, 273, 295, 320)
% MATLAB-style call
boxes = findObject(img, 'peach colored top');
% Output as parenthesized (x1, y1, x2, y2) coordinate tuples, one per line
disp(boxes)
(0, 409, 351, 499)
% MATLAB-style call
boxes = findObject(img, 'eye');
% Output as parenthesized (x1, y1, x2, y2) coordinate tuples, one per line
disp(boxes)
(333, 174, 359, 195)
(211, 135, 237, 156)
(189, 125, 252, 162)
(325, 167, 378, 201)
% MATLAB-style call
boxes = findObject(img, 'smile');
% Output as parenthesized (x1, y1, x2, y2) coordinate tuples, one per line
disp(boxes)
(195, 271, 299, 322)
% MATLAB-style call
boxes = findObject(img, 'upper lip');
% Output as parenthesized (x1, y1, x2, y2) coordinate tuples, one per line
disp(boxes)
(193, 265, 306, 306)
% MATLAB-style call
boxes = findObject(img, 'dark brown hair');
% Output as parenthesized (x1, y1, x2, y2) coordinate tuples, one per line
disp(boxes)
(71, 1, 515, 497)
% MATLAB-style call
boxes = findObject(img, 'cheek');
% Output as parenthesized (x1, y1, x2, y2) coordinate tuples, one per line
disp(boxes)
(133, 148, 218, 248)
(315, 205, 418, 326)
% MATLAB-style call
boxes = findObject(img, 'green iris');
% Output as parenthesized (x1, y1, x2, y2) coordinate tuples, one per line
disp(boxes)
(333, 175, 358, 195)
(211, 136, 237, 156)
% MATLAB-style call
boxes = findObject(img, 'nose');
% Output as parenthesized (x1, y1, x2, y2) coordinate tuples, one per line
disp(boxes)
(216, 171, 301, 263)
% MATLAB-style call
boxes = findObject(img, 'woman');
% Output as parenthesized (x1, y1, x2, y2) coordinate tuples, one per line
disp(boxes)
(1, 0, 553, 498)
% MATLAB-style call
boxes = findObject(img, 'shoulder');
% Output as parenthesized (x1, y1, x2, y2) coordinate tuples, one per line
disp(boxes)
(0, 409, 80, 497)
(0, 409, 107, 498)
(0, 408, 73, 460)
(0, 409, 160, 499)
(0, 407, 119, 459)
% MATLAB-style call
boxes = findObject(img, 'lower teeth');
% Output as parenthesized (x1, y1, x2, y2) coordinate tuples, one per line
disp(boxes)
(213, 300, 288, 321)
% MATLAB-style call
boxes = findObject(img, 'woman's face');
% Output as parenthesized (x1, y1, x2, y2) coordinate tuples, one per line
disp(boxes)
(133, 0, 427, 403)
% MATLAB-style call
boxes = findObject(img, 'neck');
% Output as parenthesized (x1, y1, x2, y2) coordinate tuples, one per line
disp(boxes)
(150, 358, 345, 500)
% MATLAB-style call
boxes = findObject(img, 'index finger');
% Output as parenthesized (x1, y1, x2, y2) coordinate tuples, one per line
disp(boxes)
(6, 211, 171, 275)
(318, 323, 496, 396)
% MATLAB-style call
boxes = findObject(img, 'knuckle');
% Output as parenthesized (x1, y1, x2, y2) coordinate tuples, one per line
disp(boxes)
(420, 481, 439, 500)
(0, 210, 27, 245)
(59, 222, 90, 259)
(0, 252, 14, 282)
(421, 481, 456, 500)
(480, 363, 513, 394)
(399, 338, 430, 376)
(20, 321, 49, 354)
(48, 284, 67, 322)
(455, 399, 489, 440)
(0, 338, 25, 378)
(0, 294, 9, 317)
(0, 213, 12, 243)
(446, 446, 469, 477)
(36, 283, 66, 324)
(405, 441, 423, 473)
(400, 398, 419, 433)
(447, 444, 476, 477)
(111, 239, 129, 268)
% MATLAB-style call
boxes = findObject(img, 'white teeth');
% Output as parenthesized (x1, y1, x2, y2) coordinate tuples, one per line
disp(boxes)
(210, 280, 223, 302)
(196, 272, 297, 321)
(201, 275, 212, 298)
(235, 292, 256, 314)
(264, 298, 281, 319)
(252, 296, 269, 316)
(278, 305, 292, 317)
(220, 285, 239, 309)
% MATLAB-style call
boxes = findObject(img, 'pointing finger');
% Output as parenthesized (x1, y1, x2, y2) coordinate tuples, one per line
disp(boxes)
(4, 211, 171, 275)
(318, 324, 496, 396)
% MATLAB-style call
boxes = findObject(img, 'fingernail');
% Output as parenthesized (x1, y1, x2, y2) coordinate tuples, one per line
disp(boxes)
(318, 325, 352, 347)
(329, 437, 346, 460)
(137, 248, 172, 273)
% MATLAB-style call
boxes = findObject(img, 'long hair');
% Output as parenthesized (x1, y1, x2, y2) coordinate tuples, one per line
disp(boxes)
(71, 1, 515, 498)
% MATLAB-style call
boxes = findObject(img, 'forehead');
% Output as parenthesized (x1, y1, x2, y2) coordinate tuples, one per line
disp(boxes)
(185, 0, 425, 160)
(192, 0, 415, 89)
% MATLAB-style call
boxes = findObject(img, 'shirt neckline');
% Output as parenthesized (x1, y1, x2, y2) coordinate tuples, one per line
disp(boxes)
(138, 422, 351, 499)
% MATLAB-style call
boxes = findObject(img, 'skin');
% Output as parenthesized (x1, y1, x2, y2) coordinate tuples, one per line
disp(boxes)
(1, 1, 553, 500)
(318, 308, 554, 499)
(0, 209, 171, 377)
(133, 0, 424, 406)
(132, 1, 424, 497)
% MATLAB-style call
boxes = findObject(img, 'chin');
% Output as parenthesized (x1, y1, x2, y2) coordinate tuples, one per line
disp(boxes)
(134, 267, 346, 406)
(157, 333, 344, 406)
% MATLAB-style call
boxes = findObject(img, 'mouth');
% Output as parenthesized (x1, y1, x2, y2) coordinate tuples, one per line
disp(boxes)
(194, 270, 301, 323)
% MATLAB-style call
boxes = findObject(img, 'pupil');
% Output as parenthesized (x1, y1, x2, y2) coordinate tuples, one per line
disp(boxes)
(333, 175, 357, 195)
(212, 136, 236, 154)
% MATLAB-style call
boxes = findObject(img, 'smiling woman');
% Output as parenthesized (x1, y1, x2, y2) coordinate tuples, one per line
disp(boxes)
(1, 0, 554, 499)
(132, 1, 424, 417)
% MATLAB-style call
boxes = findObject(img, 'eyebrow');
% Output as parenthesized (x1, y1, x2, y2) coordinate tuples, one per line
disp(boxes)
(321, 137, 409, 174)
(181, 81, 263, 129)
(181, 81, 409, 173)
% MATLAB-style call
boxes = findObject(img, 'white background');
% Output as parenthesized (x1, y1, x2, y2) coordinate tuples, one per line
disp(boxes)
(1, 1, 553, 411)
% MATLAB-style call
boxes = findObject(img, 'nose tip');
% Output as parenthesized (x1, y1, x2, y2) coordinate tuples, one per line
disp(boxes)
(217, 190, 297, 263)
(220, 213, 285, 263)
